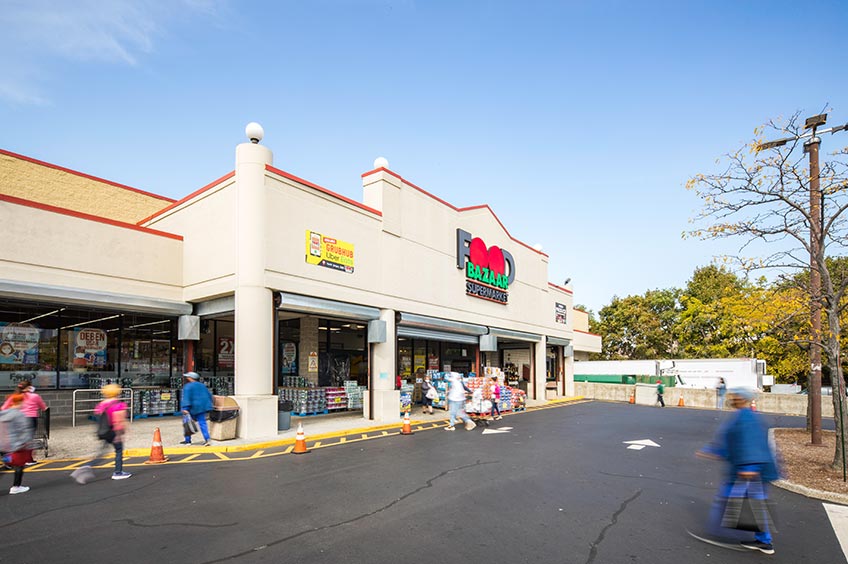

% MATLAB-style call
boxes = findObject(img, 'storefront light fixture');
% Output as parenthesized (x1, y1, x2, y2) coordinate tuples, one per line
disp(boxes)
(21, 308, 65, 324)
(128, 319, 170, 329)
(245, 122, 264, 144)
(60, 314, 121, 330)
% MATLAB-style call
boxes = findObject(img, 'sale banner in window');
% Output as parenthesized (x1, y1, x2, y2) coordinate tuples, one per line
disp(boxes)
(218, 337, 234, 369)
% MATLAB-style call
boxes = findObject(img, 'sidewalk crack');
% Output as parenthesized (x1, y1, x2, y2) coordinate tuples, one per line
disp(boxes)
(585, 489, 642, 564)
(202, 459, 499, 563)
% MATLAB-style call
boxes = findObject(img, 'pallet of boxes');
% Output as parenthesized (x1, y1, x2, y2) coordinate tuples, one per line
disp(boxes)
(208, 395, 240, 440)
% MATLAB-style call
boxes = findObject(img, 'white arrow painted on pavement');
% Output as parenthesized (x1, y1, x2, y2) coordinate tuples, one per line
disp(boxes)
(624, 439, 661, 450)
(481, 426, 513, 435)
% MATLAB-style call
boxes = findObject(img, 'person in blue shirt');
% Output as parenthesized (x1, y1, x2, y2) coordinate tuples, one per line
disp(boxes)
(697, 388, 780, 555)
(180, 372, 213, 446)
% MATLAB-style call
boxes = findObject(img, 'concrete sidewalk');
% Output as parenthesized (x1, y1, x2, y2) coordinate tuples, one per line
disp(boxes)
(44, 407, 452, 460)
(40, 396, 577, 461)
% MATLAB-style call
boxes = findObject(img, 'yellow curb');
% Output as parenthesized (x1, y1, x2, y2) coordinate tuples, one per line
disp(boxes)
(124, 420, 433, 457)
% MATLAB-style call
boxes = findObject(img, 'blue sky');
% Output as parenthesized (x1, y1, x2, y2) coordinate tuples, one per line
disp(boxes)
(1, 0, 846, 314)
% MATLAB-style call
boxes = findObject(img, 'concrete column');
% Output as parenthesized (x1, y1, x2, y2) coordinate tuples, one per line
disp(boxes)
(367, 308, 400, 422)
(534, 337, 547, 403)
(565, 354, 575, 397)
(232, 133, 277, 439)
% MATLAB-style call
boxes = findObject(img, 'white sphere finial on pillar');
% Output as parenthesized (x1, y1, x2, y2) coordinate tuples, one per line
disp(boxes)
(373, 157, 389, 170)
(245, 122, 264, 144)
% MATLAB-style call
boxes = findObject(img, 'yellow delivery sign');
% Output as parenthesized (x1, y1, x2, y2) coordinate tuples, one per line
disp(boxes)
(305, 231, 355, 273)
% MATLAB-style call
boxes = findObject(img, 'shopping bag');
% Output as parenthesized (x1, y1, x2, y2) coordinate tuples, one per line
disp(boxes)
(721, 480, 772, 532)
(426, 387, 437, 400)
(182, 414, 198, 436)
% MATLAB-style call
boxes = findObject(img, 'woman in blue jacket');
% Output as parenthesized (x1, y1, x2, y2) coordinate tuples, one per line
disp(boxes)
(180, 372, 213, 446)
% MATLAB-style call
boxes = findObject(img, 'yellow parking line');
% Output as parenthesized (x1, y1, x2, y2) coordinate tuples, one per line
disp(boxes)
(311, 442, 322, 448)
(182, 453, 202, 462)
(361, 433, 370, 440)
(337, 437, 346, 444)
(248, 450, 265, 459)
(214, 452, 229, 460)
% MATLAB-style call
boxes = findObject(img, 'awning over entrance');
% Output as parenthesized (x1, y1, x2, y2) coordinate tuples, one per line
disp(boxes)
(396, 312, 487, 345)
(0, 279, 192, 316)
(488, 326, 541, 343)
(547, 336, 571, 347)
(276, 292, 380, 321)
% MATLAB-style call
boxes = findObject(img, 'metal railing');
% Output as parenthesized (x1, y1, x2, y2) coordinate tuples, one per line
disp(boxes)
(72, 388, 134, 427)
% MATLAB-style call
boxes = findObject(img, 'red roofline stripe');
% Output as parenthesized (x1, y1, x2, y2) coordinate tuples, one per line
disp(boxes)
(574, 329, 601, 337)
(0, 148, 175, 203)
(0, 193, 183, 241)
(548, 282, 574, 295)
(137, 171, 236, 225)
(362, 167, 548, 257)
(267, 165, 382, 216)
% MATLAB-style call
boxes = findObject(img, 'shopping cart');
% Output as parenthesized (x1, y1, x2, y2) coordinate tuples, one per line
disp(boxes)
(32, 407, 50, 458)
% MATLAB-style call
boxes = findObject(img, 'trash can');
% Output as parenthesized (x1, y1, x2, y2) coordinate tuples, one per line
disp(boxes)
(278, 400, 293, 431)
(209, 396, 240, 440)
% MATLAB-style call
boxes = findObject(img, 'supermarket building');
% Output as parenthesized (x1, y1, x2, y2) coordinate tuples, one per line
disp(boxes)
(0, 127, 601, 438)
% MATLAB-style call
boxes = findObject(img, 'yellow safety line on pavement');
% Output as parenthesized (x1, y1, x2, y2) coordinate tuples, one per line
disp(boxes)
(25, 398, 587, 471)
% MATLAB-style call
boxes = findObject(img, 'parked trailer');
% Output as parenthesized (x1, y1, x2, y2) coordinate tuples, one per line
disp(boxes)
(574, 358, 772, 390)
(573, 360, 661, 384)
(659, 358, 771, 390)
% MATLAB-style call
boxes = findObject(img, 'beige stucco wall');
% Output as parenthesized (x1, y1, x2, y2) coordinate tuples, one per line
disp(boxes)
(0, 152, 173, 224)
(262, 170, 574, 340)
(0, 199, 184, 300)
(143, 179, 237, 301)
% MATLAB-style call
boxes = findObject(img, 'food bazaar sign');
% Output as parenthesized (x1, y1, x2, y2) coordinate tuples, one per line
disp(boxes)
(456, 229, 516, 305)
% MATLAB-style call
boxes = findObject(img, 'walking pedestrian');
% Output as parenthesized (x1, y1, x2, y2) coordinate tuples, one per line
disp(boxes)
(421, 372, 436, 415)
(2, 380, 47, 464)
(488, 377, 503, 421)
(716, 377, 727, 410)
(0, 393, 35, 494)
(656, 380, 665, 407)
(180, 372, 213, 446)
(96, 384, 132, 480)
(444, 373, 475, 431)
(696, 388, 780, 555)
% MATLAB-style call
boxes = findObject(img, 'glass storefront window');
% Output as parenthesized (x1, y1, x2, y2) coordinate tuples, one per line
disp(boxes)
(59, 311, 121, 389)
(397, 338, 412, 378)
(0, 303, 61, 390)
(0, 298, 180, 391)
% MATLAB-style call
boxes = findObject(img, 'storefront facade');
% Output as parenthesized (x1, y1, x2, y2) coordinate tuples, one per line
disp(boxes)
(0, 131, 601, 438)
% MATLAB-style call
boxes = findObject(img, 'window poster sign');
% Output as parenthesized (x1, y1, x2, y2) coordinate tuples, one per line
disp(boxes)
(71, 328, 107, 372)
(456, 229, 516, 305)
(281, 341, 297, 375)
(218, 337, 234, 369)
(308, 351, 319, 373)
(305, 231, 355, 273)
(555, 302, 567, 324)
(0, 322, 40, 365)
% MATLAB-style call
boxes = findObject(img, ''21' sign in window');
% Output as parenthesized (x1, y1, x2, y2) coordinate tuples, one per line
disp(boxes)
(218, 337, 234, 369)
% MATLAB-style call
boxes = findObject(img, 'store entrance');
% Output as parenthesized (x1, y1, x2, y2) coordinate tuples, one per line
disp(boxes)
(396, 337, 478, 412)
(277, 314, 368, 417)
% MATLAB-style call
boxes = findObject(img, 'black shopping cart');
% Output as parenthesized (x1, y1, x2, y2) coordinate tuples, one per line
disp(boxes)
(32, 407, 50, 458)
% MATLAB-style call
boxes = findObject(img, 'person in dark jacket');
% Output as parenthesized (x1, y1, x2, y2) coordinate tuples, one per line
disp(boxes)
(697, 388, 780, 555)
(180, 372, 213, 446)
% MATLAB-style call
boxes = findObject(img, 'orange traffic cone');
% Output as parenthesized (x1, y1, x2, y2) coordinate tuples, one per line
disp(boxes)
(678, 396, 685, 407)
(293, 422, 309, 454)
(401, 412, 414, 435)
(629, 390, 635, 404)
(144, 427, 169, 464)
